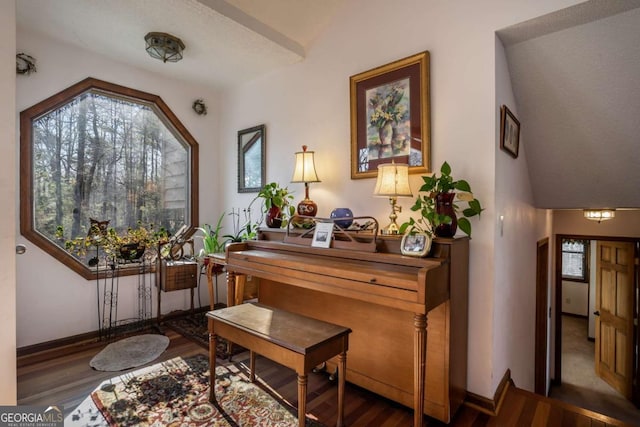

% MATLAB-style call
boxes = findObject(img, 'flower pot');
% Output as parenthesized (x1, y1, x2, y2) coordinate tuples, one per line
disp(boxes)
(434, 192, 457, 238)
(265, 206, 283, 228)
(118, 243, 146, 260)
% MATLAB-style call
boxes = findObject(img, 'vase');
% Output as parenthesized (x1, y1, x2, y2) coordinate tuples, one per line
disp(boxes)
(330, 208, 354, 228)
(118, 243, 146, 260)
(265, 206, 282, 228)
(378, 121, 394, 145)
(434, 192, 457, 238)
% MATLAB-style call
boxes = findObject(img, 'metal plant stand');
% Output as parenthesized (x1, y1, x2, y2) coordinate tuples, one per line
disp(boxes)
(96, 252, 154, 340)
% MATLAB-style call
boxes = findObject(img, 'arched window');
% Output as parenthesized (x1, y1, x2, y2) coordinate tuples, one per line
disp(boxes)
(20, 78, 199, 279)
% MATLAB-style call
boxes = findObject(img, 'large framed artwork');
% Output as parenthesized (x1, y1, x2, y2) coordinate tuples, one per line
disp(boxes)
(350, 51, 431, 179)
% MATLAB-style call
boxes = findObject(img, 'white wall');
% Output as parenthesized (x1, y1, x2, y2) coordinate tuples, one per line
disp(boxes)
(494, 34, 552, 392)
(553, 210, 640, 238)
(0, 0, 17, 405)
(561, 280, 589, 315)
(15, 30, 222, 347)
(217, 0, 582, 398)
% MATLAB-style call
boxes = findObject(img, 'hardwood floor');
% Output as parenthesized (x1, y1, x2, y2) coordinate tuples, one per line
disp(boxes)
(17, 329, 633, 426)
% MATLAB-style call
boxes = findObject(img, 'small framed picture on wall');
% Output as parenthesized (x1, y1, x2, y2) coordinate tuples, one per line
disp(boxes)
(500, 105, 520, 158)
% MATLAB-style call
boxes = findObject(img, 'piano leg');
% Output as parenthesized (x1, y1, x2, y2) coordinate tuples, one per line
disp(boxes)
(414, 313, 427, 427)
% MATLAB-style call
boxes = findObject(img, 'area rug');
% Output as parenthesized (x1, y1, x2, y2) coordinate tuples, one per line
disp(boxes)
(89, 334, 170, 371)
(66, 354, 324, 426)
(165, 311, 245, 359)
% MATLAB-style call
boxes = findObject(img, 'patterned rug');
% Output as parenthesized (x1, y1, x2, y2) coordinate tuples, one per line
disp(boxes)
(165, 311, 245, 359)
(66, 354, 324, 426)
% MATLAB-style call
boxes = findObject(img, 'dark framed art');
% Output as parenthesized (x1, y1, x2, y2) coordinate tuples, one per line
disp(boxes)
(500, 105, 520, 158)
(237, 124, 266, 193)
(350, 51, 431, 179)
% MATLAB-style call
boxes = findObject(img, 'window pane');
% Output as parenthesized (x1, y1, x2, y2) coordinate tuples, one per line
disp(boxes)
(562, 252, 584, 278)
(561, 239, 587, 280)
(32, 90, 189, 243)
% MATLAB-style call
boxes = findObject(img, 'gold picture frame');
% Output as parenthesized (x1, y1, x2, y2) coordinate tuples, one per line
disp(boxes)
(350, 51, 431, 179)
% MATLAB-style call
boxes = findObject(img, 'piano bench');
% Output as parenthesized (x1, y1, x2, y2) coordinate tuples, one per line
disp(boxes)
(207, 302, 352, 427)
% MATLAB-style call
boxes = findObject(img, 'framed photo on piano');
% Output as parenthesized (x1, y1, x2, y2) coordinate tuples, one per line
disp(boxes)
(401, 232, 432, 257)
(311, 222, 333, 248)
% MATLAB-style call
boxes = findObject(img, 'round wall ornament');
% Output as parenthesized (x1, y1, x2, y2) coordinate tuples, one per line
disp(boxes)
(16, 52, 37, 75)
(192, 98, 207, 115)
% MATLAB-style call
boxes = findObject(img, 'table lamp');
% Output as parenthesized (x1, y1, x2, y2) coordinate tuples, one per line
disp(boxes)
(291, 145, 321, 216)
(373, 162, 412, 234)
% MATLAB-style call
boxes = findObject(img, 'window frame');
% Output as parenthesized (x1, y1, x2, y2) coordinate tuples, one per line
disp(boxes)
(561, 238, 589, 282)
(20, 77, 199, 279)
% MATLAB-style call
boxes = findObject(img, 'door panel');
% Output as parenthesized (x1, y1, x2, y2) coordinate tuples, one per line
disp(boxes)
(595, 241, 634, 398)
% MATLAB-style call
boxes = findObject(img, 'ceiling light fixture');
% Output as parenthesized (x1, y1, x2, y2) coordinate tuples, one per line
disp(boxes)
(583, 209, 616, 223)
(144, 32, 185, 63)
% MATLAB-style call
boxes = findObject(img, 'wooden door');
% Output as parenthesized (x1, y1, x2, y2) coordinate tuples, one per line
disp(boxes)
(535, 238, 549, 395)
(595, 241, 634, 398)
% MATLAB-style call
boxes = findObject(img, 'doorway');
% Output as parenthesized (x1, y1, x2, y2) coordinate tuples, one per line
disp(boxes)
(548, 235, 640, 425)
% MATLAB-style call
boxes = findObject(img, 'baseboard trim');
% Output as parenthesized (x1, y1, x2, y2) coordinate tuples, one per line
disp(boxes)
(464, 369, 512, 416)
(17, 307, 209, 367)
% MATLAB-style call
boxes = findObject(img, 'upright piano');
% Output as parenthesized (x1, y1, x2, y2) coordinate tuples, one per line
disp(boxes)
(221, 230, 469, 426)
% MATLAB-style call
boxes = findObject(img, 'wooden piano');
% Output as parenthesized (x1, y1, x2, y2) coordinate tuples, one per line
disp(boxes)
(220, 229, 469, 426)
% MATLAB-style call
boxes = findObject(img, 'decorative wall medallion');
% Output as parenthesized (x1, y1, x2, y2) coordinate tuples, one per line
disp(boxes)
(192, 99, 207, 115)
(16, 53, 37, 75)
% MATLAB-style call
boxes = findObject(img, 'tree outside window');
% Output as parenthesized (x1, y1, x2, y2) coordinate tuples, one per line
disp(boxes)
(20, 78, 199, 279)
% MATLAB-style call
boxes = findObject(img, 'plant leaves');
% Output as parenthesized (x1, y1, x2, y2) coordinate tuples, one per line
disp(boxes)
(458, 217, 471, 236)
(441, 161, 451, 176)
(454, 180, 471, 192)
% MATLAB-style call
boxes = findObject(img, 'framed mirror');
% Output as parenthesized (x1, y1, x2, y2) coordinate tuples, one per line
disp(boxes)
(238, 124, 266, 193)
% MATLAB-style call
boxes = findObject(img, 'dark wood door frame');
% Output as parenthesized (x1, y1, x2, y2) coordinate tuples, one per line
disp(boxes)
(551, 234, 640, 406)
(535, 238, 549, 395)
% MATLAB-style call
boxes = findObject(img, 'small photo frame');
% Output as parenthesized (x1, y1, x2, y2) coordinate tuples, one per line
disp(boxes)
(500, 105, 520, 158)
(400, 233, 432, 257)
(311, 222, 334, 248)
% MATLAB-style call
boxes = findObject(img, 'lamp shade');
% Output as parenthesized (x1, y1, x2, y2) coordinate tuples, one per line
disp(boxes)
(373, 163, 412, 197)
(291, 145, 320, 183)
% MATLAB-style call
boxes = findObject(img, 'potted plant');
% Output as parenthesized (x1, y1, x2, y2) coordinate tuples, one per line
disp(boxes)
(196, 213, 230, 259)
(57, 221, 169, 263)
(256, 182, 295, 228)
(400, 161, 483, 238)
(225, 207, 259, 243)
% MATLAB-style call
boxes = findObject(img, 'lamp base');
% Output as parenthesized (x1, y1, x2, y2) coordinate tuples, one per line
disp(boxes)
(380, 222, 401, 235)
(297, 198, 318, 217)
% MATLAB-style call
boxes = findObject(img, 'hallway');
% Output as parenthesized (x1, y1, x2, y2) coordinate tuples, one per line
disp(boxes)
(549, 315, 640, 426)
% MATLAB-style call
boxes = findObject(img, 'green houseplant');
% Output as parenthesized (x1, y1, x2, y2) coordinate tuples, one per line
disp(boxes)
(400, 161, 483, 237)
(256, 182, 295, 228)
(196, 213, 229, 258)
(57, 221, 169, 262)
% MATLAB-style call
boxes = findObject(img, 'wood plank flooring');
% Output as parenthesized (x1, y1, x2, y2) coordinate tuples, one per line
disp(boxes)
(17, 329, 633, 426)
